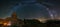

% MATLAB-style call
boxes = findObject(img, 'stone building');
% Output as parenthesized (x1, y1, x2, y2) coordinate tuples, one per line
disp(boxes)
(5, 11, 24, 27)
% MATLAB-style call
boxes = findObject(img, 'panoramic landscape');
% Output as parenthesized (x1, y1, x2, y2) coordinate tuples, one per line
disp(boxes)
(0, 0, 60, 27)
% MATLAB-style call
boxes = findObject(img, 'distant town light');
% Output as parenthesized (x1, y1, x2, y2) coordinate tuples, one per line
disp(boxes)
(3, 23, 7, 26)
(7, 21, 11, 26)
(37, 18, 47, 23)
(3, 21, 11, 26)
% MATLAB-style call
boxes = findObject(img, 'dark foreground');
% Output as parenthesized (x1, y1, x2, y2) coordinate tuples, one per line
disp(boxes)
(0, 19, 60, 27)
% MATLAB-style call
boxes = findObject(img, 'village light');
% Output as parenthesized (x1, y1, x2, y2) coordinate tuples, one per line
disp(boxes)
(3, 23, 7, 26)
(3, 21, 11, 26)
(7, 21, 11, 26)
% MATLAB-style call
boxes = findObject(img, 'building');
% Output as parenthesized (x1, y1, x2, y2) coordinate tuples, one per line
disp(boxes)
(4, 11, 24, 27)
(0, 11, 24, 27)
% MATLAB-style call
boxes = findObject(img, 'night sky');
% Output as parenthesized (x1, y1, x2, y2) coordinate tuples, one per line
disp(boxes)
(0, 0, 60, 19)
